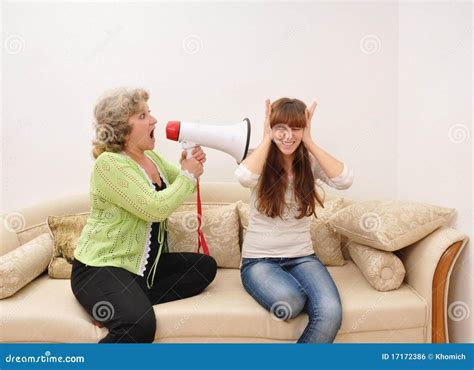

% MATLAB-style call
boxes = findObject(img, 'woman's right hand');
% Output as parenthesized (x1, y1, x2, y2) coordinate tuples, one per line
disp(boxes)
(181, 153, 204, 179)
(263, 98, 272, 140)
(240, 99, 273, 174)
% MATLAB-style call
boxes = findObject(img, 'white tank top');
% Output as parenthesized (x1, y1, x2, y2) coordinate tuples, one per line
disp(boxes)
(234, 158, 353, 258)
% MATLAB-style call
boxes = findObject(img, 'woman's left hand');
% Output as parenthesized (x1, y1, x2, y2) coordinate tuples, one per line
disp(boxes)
(303, 101, 318, 146)
(181, 145, 207, 164)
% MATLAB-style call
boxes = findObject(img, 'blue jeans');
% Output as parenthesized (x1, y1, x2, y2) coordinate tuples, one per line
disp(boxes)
(240, 253, 342, 343)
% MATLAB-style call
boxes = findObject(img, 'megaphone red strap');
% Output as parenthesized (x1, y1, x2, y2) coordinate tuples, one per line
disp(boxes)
(196, 180, 210, 255)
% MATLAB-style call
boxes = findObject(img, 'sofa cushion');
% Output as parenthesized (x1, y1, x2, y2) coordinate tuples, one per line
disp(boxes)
(155, 263, 426, 342)
(0, 272, 101, 343)
(16, 223, 50, 246)
(328, 200, 455, 251)
(47, 213, 90, 279)
(237, 198, 347, 266)
(176, 202, 235, 212)
(0, 233, 54, 299)
(309, 197, 347, 266)
(347, 241, 406, 291)
(0, 216, 22, 257)
(0, 262, 427, 343)
(168, 202, 241, 268)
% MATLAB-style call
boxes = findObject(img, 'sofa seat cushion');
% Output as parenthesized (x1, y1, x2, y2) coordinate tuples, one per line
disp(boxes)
(0, 262, 428, 343)
(0, 272, 102, 343)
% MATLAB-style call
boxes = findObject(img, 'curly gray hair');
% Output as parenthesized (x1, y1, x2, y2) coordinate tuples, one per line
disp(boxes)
(92, 87, 149, 159)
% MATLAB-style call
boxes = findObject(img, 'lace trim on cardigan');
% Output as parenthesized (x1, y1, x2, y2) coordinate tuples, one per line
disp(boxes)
(180, 169, 197, 184)
(120, 151, 170, 276)
(146, 220, 168, 288)
(139, 221, 153, 277)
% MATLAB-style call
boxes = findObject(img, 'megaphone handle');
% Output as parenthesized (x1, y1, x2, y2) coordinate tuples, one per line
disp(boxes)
(196, 180, 210, 256)
(179, 141, 209, 255)
(181, 141, 196, 159)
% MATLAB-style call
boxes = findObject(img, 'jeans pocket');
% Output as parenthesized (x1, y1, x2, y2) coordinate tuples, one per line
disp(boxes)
(241, 257, 263, 266)
(240, 258, 262, 276)
(240, 258, 252, 269)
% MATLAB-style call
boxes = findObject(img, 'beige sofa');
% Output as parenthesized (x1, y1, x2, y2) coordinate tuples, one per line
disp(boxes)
(0, 182, 468, 343)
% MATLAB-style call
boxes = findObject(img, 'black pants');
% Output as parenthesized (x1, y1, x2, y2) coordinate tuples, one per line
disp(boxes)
(70, 252, 217, 343)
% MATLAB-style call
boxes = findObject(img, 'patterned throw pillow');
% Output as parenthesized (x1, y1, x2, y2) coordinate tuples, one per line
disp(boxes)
(168, 202, 242, 268)
(328, 200, 455, 251)
(17, 223, 51, 245)
(174, 203, 232, 213)
(47, 213, 89, 279)
(237, 198, 348, 266)
(0, 233, 54, 298)
(347, 240, 406, 291)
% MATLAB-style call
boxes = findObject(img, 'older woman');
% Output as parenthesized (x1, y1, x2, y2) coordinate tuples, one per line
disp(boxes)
(71, 88, 217, 343)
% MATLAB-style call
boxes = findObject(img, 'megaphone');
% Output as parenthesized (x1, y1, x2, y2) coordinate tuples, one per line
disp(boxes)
(166, 118, 251, 164)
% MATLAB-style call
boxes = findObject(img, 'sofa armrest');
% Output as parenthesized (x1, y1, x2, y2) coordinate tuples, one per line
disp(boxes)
(0, 233, 54, 299)
(396, 226, 468, 343)
(0, 218, 21, 257)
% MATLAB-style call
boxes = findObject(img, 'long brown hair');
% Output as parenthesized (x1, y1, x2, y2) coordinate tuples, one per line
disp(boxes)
(257, 98, 324, 219)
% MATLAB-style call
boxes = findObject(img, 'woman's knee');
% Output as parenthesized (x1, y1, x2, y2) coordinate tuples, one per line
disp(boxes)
(100, 298, 157, 343)
(197, 254, 217, 284)
(241, 262, 306, 320)
(269, 295, 306, 320)
(310, 299, 342, 328)
(243, 280, 306, 320)
(121, 311, 157, 343)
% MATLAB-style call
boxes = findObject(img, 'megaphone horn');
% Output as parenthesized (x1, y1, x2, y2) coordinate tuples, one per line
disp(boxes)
(166, 118, 251, 164)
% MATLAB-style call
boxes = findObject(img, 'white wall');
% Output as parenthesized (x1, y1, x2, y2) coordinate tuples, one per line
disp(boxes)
(1, 1, 471, 342)
(397, 2, 472, 343)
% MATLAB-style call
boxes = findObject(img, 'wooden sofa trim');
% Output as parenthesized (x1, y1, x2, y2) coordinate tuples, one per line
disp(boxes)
(431, 240, 463, 343)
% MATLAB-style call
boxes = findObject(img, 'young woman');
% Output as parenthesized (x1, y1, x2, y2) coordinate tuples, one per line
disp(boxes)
(235, 98, 354, 343)
(71, 88, 217, 343)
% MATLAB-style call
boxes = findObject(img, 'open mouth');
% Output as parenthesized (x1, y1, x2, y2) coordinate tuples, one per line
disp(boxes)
(282, 140, 295, 147)
(150, 129, 155, 139)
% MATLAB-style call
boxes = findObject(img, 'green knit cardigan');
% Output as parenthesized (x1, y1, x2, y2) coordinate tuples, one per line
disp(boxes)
(74, 150, 196, 288)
